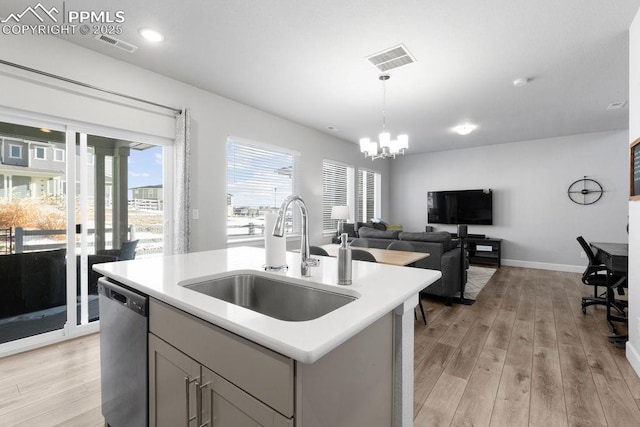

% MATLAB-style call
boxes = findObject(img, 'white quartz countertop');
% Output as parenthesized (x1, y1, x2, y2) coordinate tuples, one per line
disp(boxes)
(93, 247, 441, 363)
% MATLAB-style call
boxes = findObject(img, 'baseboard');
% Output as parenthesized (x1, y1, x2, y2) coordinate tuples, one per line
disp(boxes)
(502, 259, 584, 273)
(627, 341, 640, 378)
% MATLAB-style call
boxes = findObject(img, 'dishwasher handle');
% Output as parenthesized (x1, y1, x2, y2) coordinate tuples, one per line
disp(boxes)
(98, 277, 148, 317)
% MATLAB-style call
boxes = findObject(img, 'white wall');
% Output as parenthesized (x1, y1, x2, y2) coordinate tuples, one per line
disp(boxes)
(389, 130, 629, 271)
(626, 10, 640, 375)
(0, 35, 389, 251)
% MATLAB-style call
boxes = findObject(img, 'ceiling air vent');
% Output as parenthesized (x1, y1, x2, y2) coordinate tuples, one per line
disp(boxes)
(366, 44, 416, 73)
(94, 34, 138, 53)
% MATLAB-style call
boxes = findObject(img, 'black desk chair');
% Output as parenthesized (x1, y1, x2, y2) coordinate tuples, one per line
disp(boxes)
(576, 236, 626, 314)
(577, 236, 610, 313)
(577, 237, 627, 335)
(386, 241, 427, 326)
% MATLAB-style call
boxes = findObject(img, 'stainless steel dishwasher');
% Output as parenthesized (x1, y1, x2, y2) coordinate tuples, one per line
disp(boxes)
(98, 277, 148, 427)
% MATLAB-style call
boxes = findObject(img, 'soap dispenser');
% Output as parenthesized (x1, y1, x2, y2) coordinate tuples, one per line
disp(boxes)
(337, 233, 352, 285)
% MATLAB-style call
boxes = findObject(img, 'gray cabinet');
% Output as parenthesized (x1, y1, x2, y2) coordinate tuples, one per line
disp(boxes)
(149, 298, 294, 427)
(149, 333, 292, 427)
(148, 297, 393, 427)
(149, 334, 200, 427)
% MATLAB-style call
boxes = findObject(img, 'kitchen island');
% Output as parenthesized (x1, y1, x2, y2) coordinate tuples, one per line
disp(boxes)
(94, 247, 440, 427)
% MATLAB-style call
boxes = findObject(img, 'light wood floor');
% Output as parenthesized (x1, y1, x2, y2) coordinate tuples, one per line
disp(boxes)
(414, 266, 640, 427)
(0, 267, 638, 426)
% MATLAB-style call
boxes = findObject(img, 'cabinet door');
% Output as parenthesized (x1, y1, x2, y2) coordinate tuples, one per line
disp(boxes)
(201, 367, 293, 427)
(149, 334, 201, 427)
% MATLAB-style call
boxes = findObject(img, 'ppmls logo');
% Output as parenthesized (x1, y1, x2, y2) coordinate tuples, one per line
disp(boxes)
(1, 3, 59, 24)
(2, 2, 126, 36)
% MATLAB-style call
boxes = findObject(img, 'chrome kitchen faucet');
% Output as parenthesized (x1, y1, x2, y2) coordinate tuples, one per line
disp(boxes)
(272, 195, 319, 277)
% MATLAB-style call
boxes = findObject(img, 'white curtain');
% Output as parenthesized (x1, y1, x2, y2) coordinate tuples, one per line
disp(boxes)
(174, 109, 191, 253)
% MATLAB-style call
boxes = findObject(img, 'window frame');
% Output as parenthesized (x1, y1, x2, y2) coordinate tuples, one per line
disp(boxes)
(53, 147, 65, 162)
(226, 137, 300, 243)
(8, 143, 22, 159)
(34, 146, 47, 160)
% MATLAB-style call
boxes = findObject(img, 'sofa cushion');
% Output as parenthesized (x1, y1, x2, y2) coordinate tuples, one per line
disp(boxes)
(399, 231, 456, 251)
(358, 227, 400, 240)
(355, 222, 373, 233)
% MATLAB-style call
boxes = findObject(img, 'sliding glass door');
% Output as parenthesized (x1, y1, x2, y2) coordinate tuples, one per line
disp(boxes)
(0, 116, 167, 350)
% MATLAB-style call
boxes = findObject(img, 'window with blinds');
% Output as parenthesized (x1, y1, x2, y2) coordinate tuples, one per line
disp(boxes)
(227, 138, 299, 240)
(358, 169, 381, 222)
(322, 161, 354, 233)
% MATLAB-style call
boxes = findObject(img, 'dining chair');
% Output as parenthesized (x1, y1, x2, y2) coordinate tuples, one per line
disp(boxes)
(386, 241, 427, 325)
(310, 246, 329, 256)
(349, 238, 369, 248)
(351, 249, 376, 262)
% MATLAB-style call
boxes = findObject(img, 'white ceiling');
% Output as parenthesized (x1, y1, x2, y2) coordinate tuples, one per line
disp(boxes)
(2, 0, 639, 154)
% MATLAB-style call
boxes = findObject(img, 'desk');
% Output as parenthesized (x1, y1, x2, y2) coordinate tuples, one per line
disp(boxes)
(320, 244, 430, 266)
(590, 242, 628, 344)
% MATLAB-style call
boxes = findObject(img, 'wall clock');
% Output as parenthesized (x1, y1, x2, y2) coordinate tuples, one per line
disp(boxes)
(567, 176, 603, 205)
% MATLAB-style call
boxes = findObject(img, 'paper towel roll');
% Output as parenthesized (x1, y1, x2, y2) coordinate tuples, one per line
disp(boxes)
(264, 212, 287, 268)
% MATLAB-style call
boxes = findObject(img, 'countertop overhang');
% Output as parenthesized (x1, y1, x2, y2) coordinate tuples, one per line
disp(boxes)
(93, 247, 441, 363)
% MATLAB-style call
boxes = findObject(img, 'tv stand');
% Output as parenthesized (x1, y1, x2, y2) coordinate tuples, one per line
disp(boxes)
(452, 233, 486, 239)
(465, 237, 502, 267)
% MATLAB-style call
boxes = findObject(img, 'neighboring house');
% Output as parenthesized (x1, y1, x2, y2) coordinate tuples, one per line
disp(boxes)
(131, 184, 162, 201)
(0, 135, 107, 201)
(130, 184, 163, 210)
(0, 137, 65, 200)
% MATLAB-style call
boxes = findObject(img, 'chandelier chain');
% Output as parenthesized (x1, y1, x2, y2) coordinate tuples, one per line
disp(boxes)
(382, 78, 387, 132)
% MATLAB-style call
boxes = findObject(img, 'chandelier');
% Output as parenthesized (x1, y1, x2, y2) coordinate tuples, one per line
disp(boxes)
(359, 74, 408, 160)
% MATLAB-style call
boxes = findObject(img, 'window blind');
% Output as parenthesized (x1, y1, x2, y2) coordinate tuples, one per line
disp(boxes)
(322, 161, 352, 232)
(358, 169, 380, 222)
(226, 139, 298, 239)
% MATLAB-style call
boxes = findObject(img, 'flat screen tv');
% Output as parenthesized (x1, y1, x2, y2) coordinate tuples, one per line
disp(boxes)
(427, 189, 493, 225)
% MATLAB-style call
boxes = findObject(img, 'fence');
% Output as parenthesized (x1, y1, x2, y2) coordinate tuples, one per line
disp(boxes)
(13, 226, 136, 253)
(0, 228, 12, 254)
(128, 199, 163, 211)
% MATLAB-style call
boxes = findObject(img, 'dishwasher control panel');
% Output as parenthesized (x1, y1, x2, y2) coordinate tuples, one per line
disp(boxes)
(98, 278, 148, 316)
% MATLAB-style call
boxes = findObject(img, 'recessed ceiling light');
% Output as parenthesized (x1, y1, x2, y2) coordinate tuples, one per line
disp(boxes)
(139, 28, 164, 43)
(40, 128, 51, 133)
(454, 123, 477, 136)
(327, 126, 339, 131)
(512, 77, 529, 87)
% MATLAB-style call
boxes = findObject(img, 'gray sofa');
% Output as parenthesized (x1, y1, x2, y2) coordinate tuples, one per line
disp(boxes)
(354, 228, 465, 304)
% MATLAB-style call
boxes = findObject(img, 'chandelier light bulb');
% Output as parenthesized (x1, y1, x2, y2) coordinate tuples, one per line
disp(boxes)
(359, 137, 370, 152)
(397, 134, 409, 149)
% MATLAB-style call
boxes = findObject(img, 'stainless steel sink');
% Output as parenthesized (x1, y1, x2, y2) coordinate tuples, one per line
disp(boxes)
(184, 274, 356, 321)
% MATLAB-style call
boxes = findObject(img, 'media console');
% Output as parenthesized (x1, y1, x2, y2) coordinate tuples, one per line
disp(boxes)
(464, 237, 502, 267)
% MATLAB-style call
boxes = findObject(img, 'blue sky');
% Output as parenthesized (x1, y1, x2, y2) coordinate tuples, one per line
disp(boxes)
(128, 146, 163, 189)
